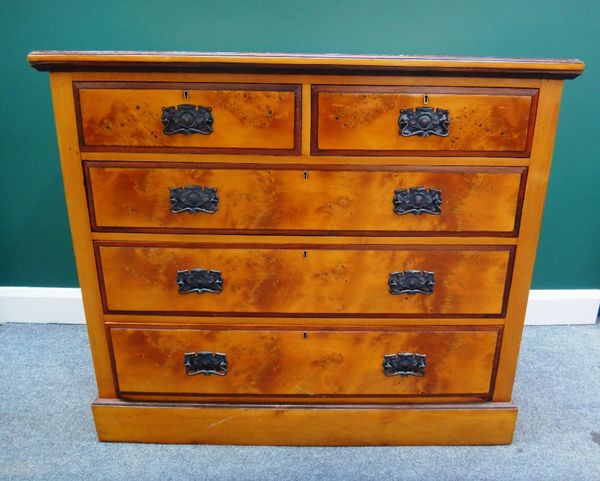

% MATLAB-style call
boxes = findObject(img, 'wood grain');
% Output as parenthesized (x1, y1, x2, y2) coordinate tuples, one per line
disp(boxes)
(81, 151, 532, 167)
(104, 316, 506, 327)
(92, 399, 518, 445)
(96, 243, 514, 317)
(86, 162, 526, 236)
(493, 79, 566, 401)
(75, 82, 300, 153)
(314, 86, 537, 156)
(49, 73, 117, 398)
(109, 325, 500, 399)
(90, 232, 518, 245)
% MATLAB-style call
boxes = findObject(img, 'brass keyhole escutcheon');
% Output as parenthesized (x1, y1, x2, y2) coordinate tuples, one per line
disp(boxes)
(423, 94, 429, 104)
(183, 90, 190, 100)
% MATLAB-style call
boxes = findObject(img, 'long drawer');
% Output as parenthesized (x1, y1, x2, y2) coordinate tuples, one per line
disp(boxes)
(96, 243, 514, 317)
(312, 85, 538, 156)
(86, 163, 526, 236)
(109, 325, 502, 399)
(74, 82, 301, 153)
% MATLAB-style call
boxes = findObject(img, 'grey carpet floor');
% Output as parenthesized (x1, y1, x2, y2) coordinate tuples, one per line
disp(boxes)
(0, 322, 599, 481)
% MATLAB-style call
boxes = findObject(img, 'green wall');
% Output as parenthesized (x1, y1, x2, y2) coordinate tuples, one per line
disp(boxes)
(1, 0, 598, 288)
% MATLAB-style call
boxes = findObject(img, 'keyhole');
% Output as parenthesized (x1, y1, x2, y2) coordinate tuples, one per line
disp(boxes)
(183, 90, 190, 100)
(303, 170, 309, 180)
(303, 332, 308, 339)
(303, 250, 308, 259)
(423, 94, 429, 104)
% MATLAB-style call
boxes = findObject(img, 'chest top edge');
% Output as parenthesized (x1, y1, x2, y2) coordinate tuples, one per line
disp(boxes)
(28, 51, 584, 79)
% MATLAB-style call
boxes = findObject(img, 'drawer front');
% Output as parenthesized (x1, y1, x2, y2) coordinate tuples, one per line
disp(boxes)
(74, 82, 301, 153)
(110, 326, 501, 398)
(313, 86, 538, 156)
(87, 163, 525, 236)
(97, 243, 513, 317)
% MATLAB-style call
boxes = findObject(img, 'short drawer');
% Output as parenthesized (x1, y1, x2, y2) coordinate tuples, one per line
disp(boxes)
(86, 163, 526, 236)
(97, 243, 514, 317)
(312, 85, 538, 156)
(74, 82, 301, 154)
(110, 325, 502, 399)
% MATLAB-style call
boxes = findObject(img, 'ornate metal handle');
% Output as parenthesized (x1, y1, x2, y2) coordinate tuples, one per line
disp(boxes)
(170, 186, 218, 214)
(393, 187, 442, 215)
(383, 353, 426, 377)
(161, 104, 214, 135)
(398, 107, 450, 137)
(389, 270, 435, 295)
(184, 352, 228, 376)
(177, 269, 223, 294)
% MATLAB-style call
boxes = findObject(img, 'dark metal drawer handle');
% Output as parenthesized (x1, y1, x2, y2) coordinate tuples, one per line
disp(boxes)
(383, 353, 426, 377)
(161, 104, 214, 135)
(389, 270, 435, 295)
(398, 107, 450, 137)
(393, 187, 442, 215)
(177, 269, 223, 295)
(170, 186, 218, 214)
(184, 352, 228, 376)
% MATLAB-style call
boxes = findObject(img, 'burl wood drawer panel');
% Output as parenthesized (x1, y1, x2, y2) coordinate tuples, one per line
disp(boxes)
(74, 82, 301, 154)
(96, 243, 514, 317)
(109, 326, 502, 399)
(312, 86, 538, 156)
(86, 163, 526, 236)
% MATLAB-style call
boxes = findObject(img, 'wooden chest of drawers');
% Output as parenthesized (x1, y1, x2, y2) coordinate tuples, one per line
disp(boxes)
(29, 51, 584, 445)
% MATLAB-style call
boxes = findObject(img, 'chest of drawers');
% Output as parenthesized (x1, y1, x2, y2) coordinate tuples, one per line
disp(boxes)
(29, 51, 583, 445)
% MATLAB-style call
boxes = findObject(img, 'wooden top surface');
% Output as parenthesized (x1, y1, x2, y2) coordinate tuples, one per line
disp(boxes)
(28, 51, 584, 78)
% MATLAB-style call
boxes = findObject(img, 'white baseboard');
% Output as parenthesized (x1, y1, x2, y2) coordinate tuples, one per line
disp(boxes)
(0, 287, 598, 326)
(523, 289, 600, 325)
(0, 287, 85, 324)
